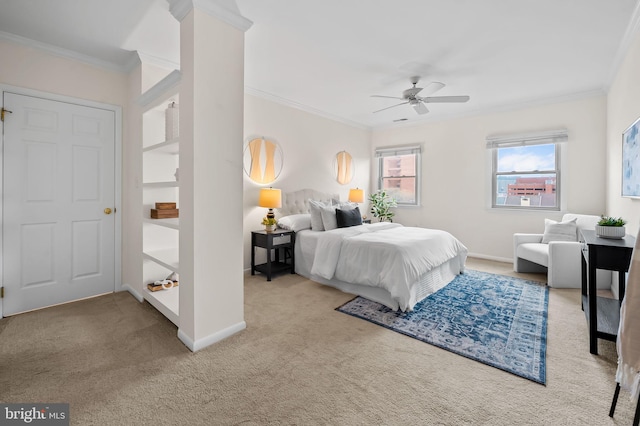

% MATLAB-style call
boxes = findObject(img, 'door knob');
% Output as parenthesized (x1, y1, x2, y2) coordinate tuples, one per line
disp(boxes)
(104, 208, 112, 215)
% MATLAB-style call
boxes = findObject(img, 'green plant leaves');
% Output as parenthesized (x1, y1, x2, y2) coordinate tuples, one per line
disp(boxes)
(597, 215, 626, 226)
(369, 189, 398, 222)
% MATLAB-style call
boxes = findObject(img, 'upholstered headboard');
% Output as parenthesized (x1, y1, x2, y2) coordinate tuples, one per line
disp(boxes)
(278, 189, 339, 217)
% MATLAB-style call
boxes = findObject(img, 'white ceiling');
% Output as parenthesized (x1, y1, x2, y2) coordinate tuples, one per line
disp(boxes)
(0, 0, 638, 128)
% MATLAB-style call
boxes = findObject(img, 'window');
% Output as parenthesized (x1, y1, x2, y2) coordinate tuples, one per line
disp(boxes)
(375, 145, 421, 206)
(487, 129, 567, 210)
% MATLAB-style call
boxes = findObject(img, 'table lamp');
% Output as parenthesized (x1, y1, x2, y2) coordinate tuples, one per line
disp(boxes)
(348, 188, 364, 204)
(258, 187, 282, 220)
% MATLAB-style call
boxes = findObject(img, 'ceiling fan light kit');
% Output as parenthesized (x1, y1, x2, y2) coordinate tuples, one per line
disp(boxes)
(371, 76, 469, 115)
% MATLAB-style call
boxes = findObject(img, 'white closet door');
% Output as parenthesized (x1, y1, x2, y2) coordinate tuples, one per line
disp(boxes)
(2, 92, 116, 315)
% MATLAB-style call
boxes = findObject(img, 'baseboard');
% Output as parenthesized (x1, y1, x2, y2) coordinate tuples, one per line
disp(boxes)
(467, 253, 512, 264)
(121, 283, 144, 303)
(177, 321, 246, 352)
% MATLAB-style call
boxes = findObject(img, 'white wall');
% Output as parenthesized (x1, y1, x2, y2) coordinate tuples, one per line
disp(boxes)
(372, 95, 607, 261)
(0, 40, 127, 106)
(607, 29, 640, 236)
(243, 94, 371, 269)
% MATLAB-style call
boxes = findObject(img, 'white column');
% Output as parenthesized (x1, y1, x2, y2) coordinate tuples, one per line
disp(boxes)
(170, 0, 252, 351)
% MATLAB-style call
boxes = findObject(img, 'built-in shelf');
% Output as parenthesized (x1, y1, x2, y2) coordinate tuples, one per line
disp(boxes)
(143, 138, 179, 154)
(140, 68, 181, 327)
(143, 248, 179, 272)
(144, 217, 179, 230)
(143, 181, 179, 188)
(144, 287, 179, 326)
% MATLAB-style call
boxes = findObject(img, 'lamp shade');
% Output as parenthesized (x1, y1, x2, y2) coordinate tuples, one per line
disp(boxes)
(258, 188, 282, 209)
(348, 188, 364, 203)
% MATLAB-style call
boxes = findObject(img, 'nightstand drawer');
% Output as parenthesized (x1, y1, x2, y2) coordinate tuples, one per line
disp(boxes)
(272, 234, 291, 245)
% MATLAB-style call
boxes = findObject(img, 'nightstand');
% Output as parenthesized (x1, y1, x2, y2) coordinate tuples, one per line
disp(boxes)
(251, 229, 295, 281)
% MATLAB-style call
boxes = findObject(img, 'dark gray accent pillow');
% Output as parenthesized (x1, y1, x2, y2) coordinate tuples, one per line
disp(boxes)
(336, 206, 362, 228)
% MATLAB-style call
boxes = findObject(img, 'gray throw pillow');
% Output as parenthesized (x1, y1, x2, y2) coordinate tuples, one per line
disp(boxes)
(541, 218, 578, 243)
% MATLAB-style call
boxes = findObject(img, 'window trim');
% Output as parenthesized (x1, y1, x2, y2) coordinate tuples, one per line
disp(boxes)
(487, 129, 567, 211)
(375, 144, 421, 207)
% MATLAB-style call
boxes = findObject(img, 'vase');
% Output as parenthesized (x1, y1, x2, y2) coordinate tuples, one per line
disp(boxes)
(265, 224, 275, 233)
(595, 225, 626, 239)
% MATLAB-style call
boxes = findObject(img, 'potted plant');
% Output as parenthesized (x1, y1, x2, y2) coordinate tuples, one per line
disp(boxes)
(369, 189, 398, 222)
(261, 217, 277, 233)
(595, 215, 627, 239)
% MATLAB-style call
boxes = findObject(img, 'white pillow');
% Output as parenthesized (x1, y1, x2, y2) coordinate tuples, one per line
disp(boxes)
(309, 199, 329, 231)
(277, 214, 311, 232)
(320, 204, 339, 231)
(336, 201, 356, 211)
(541, 218, 578, 243)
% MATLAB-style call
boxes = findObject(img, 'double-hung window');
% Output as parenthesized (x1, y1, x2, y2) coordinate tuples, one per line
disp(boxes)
(487, 129, 567, 210)
(375, 145, 421, 206)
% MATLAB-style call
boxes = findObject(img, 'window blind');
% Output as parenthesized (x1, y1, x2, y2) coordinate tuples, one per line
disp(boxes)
(485, 129, 568, 149)
(375, 145, 422, 157)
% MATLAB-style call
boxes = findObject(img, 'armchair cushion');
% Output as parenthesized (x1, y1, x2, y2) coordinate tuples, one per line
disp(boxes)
(516, 243, 549, 267)
(541, 217, 578, 243)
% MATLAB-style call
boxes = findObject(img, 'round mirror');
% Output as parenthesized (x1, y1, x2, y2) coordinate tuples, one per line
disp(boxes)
(243, 137, 283, 184)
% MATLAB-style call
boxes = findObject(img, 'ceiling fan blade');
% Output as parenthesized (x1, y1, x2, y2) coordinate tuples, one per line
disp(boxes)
(413, 102, 429, 115)
(371, 95, 405, 100)
(373, 101, 409, 113)
(423, 95, 470, 103)
(422, 82, 446, 96)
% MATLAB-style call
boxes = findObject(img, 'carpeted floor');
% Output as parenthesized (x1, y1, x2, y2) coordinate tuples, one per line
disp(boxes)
(0, 258, 635, 425)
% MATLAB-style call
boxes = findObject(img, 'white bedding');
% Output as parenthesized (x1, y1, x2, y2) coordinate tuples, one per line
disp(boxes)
(305, 222, 468, 310)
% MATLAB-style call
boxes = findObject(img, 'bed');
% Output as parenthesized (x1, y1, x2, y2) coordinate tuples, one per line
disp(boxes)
(277, 189, 468, 311)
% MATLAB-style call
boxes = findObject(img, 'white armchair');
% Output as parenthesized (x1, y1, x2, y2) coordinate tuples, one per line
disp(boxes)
(513, 213, 612, 288)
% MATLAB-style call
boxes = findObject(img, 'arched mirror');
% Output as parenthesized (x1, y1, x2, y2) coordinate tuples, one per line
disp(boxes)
(334, 150, 354, 185)
(243, 137, 283, 184)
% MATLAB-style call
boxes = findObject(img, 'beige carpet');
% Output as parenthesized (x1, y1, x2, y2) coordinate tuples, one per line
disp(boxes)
(0, 258, 635, 425)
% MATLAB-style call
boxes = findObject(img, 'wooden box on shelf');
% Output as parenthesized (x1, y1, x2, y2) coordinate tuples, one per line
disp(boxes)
(151, 202, 179, 219)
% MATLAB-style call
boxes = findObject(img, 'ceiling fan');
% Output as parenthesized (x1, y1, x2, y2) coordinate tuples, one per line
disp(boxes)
(371, 76, 470, 115)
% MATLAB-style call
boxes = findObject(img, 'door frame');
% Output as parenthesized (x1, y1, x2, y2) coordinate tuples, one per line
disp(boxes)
(0, 84, 122, 318)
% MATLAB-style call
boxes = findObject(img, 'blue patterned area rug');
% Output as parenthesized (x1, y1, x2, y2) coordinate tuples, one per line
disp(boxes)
(336, 270, 549, 384)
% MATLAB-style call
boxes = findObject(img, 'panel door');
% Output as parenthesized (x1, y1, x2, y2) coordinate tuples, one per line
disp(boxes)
(2, 92, 115, 315)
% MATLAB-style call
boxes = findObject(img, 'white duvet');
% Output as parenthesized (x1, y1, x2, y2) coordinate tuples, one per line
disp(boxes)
(310, 222, 468, 307)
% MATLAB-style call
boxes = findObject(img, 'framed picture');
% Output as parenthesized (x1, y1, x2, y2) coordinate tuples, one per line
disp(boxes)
(622, 116, 640, 198)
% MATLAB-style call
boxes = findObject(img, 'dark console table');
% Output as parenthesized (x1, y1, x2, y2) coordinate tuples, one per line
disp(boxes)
(580, 229, 635, 355)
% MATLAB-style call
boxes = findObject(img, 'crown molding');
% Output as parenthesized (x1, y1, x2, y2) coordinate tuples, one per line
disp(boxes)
(0, 30, 128, 73)
(167, 0, 253, 32)
(245, 86, 371, 131)
(604, 0, 640, 89)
